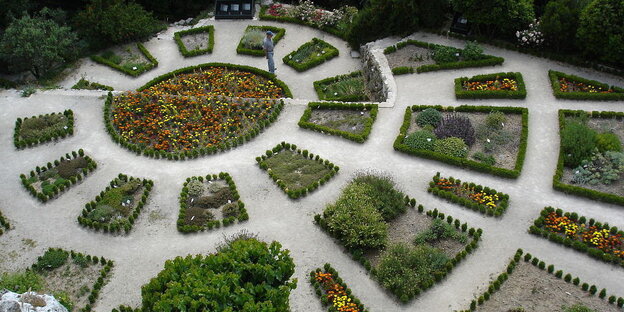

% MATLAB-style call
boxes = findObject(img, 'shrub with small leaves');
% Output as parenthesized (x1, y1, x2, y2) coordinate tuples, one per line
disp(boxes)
(416, 108, 442, 127)
(404, 130, 436, 150)
(186, 180, 205, 197)
(485, 111, 507, 131)
(434, 137, 468, 158)
(462, 41, 484, 60)
(595, 132, 622, 153)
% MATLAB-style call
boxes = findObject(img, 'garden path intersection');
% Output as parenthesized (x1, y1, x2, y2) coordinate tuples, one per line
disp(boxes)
(1, 19, 624, 312)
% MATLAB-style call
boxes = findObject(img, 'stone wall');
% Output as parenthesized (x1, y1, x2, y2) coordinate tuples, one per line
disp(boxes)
(360, 42, 397, 107)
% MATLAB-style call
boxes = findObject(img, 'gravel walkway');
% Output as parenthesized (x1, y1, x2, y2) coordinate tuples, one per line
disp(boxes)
(0, 20, 623, 312)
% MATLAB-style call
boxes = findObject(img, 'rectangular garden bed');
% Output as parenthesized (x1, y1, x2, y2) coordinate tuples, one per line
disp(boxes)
(91, 43, 158, 77)
(394, 105, 528, 178)
(174, 25, 215, 57)
(177, 172, 248, 233)
(310, 263, 368, 312)
(455, 72, 526, 99)
(313, 71, 371, 102)
(256, 142, 339, 199)
(549, 70, 624, 101)
(283, 38, 339, 72)
(14, 110, 74, 149)
(237, 25, 285, 56)
(298, 102, 378, 143)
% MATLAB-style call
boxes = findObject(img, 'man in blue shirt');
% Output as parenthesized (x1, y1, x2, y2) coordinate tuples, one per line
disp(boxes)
(263, 31, 276, 74)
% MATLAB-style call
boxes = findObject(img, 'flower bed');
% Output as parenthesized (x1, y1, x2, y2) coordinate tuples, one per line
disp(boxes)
(310, 263, 368, 312)
(71, 79, 113, 91)
(91, 43, 158, 77)
(236, 25, 285, 56)
(553, 109, 624, 206)
(256, 142, 339, 199)
(314, 173, 482, 303)
(428, 173, 510, 217)
(384, 40, 504, 74)
(529, 207, 623, 267)
(298, 102, 378, 143)
(174, 25, 215, 57)
(455, 72, 527, 99)
(394, 105, 529, 178)
(77, 174, 153, 234)
(461, 249, 624, 311)
(177, 172, 249, 233)
(105, 63, 291, 160)
(282, 38, 339, 72)
(549, 70, 624, 101)
(14, 110, 74, 148)
(0, 210, 9, 236)
(20, 149, 97, 202)
(313, 71, 370, 102)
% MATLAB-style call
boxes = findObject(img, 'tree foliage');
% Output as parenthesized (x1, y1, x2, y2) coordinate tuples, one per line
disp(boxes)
(576, 0, 624, 67)
(541, 0, 590, 52)
(450, 0, 534, 36)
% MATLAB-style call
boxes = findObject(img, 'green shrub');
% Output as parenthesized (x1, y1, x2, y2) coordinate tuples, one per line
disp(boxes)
(351, 174, 406, 221)
(186, 180, 205, 197)
(563, 304, 598, 312)
(34, 249, 68, 271)
(414, 219, 467, 244)
(432, 45, 460, 64)
(485, 111, 507, 131)
(561, 121, 597, 167)
(416, 108, 442, 127)
(571, 151, 624, 185)
(462, 41, 484, 60)
(404, 130, 436, 150)
(576, 0, 624, 68)
(595, 132, 622, 152)
(473, 152, 496, 165)
(0, 271, 43, 293)
(434, 137, 468, 158)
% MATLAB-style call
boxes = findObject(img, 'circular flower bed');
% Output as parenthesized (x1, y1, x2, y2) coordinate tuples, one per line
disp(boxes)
(104, 63, 291, 160)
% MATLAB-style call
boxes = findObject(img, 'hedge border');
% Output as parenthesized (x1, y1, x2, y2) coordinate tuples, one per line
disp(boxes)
(428, 172, 510, 217)
(383, 39, 504, 74)
(0, 210, 10, 236)
(258, 5, 345, 40)
(313, 71, 370, 102)
(553, 109, 624, 205)
(173, 25, 215, 57)
(236, 25, 286, 56)
(549, 70, 624, 101)
(90, 43, 158, 77)
(177, 172, 249, 233)
(282, 38, 339, 72)
(298, 102, 378, 143)
(315, 197, 483, 303)
(256, 142, 339, 199)
(529, 206, 624, 268)
(19, 149, 97, 203)
(71, 79, 114, 91)
(393, 105, 529, 179)
(455, 72, 527, 99)
(460, 249, 624, 311)
(309, 263, 369, 312)
(14, 110, 74, 149)
(31, 247, 114, 312)
(77, 174, 153, 234)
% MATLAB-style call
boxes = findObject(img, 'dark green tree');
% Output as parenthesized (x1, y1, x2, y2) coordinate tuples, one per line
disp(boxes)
(576, 0, 624, 66)
(0, 0, 32, 28)
(450, 0, 534, 37)
(541, 0, 590, 52)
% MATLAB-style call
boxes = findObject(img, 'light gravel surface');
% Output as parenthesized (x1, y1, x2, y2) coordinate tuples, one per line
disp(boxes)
(0, 20, 624, 312)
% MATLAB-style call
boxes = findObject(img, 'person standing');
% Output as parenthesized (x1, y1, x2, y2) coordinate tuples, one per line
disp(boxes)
(263, 31, 276, 74)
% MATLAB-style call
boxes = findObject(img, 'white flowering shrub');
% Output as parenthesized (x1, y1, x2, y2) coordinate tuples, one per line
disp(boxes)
(280, 1, 355, 28)
(516, 19, 544, 47)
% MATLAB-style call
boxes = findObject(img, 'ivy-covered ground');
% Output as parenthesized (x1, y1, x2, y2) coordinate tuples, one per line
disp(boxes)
(0, 17, 623, 312)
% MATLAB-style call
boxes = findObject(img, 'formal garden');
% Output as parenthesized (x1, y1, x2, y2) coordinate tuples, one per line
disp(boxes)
(0, 0, 624, 311)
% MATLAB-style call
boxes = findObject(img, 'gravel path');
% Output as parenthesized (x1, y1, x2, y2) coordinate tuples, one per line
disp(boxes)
(0, 20, 623, 312)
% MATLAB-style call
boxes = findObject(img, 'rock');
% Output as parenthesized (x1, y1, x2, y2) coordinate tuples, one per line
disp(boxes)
(0, 301, 20, 312)
(0, 291, 68, 312)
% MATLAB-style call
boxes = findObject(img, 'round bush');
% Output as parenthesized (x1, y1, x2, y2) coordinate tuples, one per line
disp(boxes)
(434, 114, 475, 146)
(434, 137, 468, 158)
(404, 130, 436, 150)
(186, 180, 205, 197)
(595, 132, 622, 152)
(485, 111, 507, 131)
(416, 108, 442, 127)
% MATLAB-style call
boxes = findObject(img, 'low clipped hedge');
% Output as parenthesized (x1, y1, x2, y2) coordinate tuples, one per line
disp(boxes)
(298, 102, 378, 143)
(236, 25, 286, 56)
(71, 79, 114, 91)
(310, 263, 369, 312)
(91, 43, 158, 77)
(313, 71, 369, 102)
(529, 207, 624, 268)
(77, 174, 153, 234)
(394, 105, 529, 179)
(549, 70, 624, 101)
(553, 109, 624, 206)
(174, 25, 215, 57)
(282, 38, 339, 72)
(461, 249, 624, 311)
(20, 149, 97, 203)
(14, 110, 74, 149)
(177, 172, 249, 233)
(258, 5, 345, 40)
(455, 72, 526, 99)
(0, 210, 9, 236)
(384, 40, 504, 74)
(428, 172, 510, 217)
(315, 199, 483, 303)
(256, 141, 339, 199)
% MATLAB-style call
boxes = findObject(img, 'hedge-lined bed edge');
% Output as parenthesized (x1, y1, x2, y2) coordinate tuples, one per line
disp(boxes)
(310, 263, 369, 312)
(455, 72, 527, 99)
(259, 6, 345, 40)
(428, 172, 510, 217)
(549, 70, 624, 101)
(236, 25, 286, 56)
(529, 206, 624, 268)
(20, 149, 97, 203)
(256, 141, 339, 199)
(174, 25, 215, 57)
(314, 200, 483, 303)
(71, 79, 114, 91)
(553, 109, 624, 205)
(384, 40, 504, 74)
(77, 174, 153, 234)
(14, 110, 74, 149)
(313, 71, 369, 102)
(282, 38, 339, 72)
(460, 249, 624, 311)
(0, 210, 10, 236)
(394, 105, 529, 179)
(177, 172, 249, 233)
(298, 102, 378, 143)
(90, 43, 158, 77)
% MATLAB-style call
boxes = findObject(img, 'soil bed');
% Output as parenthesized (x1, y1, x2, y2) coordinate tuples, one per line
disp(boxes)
(181, 32, 210, 51)
(386, 45, 435, 69)
(308, 110, 371, 134)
